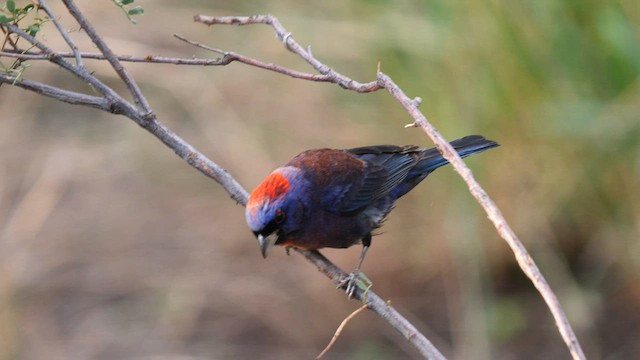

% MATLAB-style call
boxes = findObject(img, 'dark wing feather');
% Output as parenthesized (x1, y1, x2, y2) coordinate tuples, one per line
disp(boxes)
(331, 137, 498, 215)
(338, 145, 419, 214)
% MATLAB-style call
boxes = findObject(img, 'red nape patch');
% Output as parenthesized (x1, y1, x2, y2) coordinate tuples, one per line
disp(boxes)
(248, 171, 290, 209)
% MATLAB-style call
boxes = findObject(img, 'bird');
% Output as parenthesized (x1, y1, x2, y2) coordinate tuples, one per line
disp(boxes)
(245, 135, 499, 295)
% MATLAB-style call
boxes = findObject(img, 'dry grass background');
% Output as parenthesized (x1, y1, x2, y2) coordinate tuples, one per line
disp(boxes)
(1, 0, 639, 359)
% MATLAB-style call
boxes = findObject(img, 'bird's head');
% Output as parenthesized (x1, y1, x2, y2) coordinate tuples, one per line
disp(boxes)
(246, 167, 307, 258)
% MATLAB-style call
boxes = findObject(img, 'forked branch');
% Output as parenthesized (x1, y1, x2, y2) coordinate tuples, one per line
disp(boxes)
(191, 13, 586, 360)
(0, 4, 584, 360)
(0, 3, 443, 359)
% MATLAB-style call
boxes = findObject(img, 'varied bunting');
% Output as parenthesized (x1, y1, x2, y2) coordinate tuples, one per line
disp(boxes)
(246, 135, 498, 294)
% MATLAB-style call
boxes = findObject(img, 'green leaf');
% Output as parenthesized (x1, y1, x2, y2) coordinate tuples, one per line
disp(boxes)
(7, 0, 15, 13)
(121, 0, 134, 4)
(23, 4, 34, 12)
(127, 6, 144, 16)
(27, 24, 40, 36)
(0, 15, 13, 23)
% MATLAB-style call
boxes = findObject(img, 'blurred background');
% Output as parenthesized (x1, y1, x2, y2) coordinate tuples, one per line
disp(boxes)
(1, 0, 638, 359)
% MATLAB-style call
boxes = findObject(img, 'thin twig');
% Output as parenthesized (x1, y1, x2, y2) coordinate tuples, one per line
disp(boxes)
(173, 34, 335, 82)
(298, 249, 446, 360)
(194, 13, 586, 360)
(1, 22, 123, 101)
(1, 7, 445, 359)
(39, 0, 83, 67)
(0, 73, 110, 110)
(376, 72, 586, 360)
(1, 24, 19, 51)
(1, 7, 585, 360)
(316, 304, 369, 360)
(194, 14, 381, 93)
(2, 2, 249, 204)
(0, 49, 226, 65)
(2, 23, 63, 58)
(62, 0, 151, 112)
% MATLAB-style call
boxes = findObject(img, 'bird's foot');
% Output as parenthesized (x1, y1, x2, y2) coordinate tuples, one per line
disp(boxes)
(338, 270, 372, 300)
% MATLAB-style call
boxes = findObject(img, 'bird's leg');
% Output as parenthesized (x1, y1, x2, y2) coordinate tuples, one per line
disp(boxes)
(339, 233, 372, 299)
(346, 245, 369, 298)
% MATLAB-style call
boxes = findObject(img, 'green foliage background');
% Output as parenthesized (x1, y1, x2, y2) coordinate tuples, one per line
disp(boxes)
(1, 0, 638, 359)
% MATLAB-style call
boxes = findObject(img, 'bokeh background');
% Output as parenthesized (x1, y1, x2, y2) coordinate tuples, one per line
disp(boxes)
(1, 0, 639, 359)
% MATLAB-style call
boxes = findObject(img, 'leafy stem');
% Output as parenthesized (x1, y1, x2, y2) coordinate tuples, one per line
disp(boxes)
(111, 0, 144, 24)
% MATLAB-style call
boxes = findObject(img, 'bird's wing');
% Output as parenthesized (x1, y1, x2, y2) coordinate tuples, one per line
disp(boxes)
(336, 145, 419, 215)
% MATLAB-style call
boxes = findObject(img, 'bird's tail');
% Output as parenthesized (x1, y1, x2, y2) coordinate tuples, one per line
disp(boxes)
(413, 135, 499, 175)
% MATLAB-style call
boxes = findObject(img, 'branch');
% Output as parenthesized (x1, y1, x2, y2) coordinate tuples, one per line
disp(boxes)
(173, 34, 336, 82)
(0, 73, 110, 110)
(1, 22, 20, 52)
(194, 14, 586, 360)
(62, 0, 151, 112)
(0, 5, 585, 359)
(39, 0, 83, 66)
(376, 73, 586, 359)
(298, 249, 446, 360)
(147, 119, 250, 205)
(194, 14, 381, 93)
(1, 3, 249, 204)
(1, 22, 125, 101)
(2, 6, 445, 357)
(0, 49, 227, 65)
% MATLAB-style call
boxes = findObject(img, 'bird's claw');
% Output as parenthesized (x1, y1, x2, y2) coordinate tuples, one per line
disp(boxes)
(338, 271, 372, 300)
(338, 271, 359, 299)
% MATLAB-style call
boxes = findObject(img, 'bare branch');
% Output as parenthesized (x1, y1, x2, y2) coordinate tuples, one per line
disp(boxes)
(173, 34, 335, 82)
(39, 0, 83, 67)
(194, 14, 381, 93)
(141, 118, 250, 205)
(1, 22, 123, 101)
(2, 4, 250, 205)
(195, 13, 586, 360)
(61, 0, 151, 112)
(1, 6, 586, 359)
(0, 49, 226, 65)
(298, 249, 446, 360)
(0, 73, 110, 110)
(376, 72, 586, 360)
(1, 23, 20, 52)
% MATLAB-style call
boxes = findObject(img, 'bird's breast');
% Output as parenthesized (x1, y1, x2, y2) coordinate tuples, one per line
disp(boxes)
(278, 209, 370, 250)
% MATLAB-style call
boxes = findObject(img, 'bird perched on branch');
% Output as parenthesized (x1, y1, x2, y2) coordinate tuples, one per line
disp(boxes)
(246, 135, 498, 295)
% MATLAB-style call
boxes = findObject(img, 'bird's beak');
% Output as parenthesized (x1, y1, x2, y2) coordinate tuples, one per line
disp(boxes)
(258, 232, 278, 258)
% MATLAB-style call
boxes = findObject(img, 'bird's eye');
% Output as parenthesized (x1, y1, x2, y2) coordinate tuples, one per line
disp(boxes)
(274, 208, 286, 224)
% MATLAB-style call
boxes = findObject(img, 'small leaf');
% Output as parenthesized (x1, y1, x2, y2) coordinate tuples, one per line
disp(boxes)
(23, 4, 34, 12)
(7, 0, 15, 13)
(0, 15, 13, 23)
(27, 24, 40, 36)
(121, 0, 134, 4)
(127, 6, 144, 16)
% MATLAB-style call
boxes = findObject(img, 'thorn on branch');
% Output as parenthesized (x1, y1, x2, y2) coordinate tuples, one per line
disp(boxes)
(404, 122, 419, 128)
